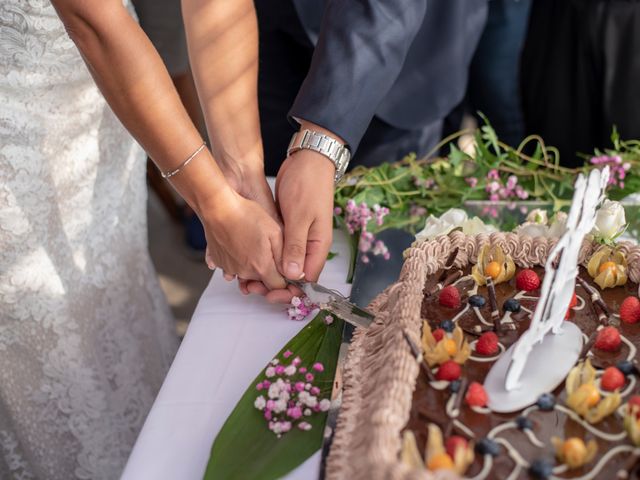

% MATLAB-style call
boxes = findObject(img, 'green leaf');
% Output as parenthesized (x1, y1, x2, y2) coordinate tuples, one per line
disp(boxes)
(327, 251, 338, 260)
(205, 312, 343, 480)
(352, 187, 385, 207)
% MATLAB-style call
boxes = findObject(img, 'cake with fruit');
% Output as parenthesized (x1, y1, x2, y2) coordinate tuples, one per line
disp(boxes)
(325, 229, 640, 480)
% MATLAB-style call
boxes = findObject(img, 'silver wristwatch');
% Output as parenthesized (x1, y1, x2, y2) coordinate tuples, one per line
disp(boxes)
(287, 129, 351, 183)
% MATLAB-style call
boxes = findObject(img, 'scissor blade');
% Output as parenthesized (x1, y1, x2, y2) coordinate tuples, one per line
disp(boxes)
(288, 280, 374, 329)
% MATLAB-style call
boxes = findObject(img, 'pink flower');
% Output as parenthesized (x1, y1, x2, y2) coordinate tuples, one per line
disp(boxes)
(310, 386, 320, 395)
(298, 421, 312, 431)
(486, 181, 500, 194)
(294, 381, 305, 392)
(275, 365, 285, 375)
(312, 362, 324, 372)
(283, 350, 293, 358)
(287, 406, 303, 420)
(305, 373, 315, 382)
(298, 367, 307, 373)
(287, 296, 319, 321)
(339, 198, 391, 264)
(465, 177, 478, 188)
(409, 204, 427, 217)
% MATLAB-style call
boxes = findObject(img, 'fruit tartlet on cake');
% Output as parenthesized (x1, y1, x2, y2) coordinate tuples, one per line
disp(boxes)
(325, 231, 640, 480)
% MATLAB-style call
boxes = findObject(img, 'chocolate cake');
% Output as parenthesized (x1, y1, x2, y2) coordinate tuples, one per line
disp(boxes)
(326, 232, 640, 480)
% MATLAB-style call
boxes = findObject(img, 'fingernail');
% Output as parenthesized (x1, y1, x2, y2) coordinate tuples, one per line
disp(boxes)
(285, 262, 300, 278)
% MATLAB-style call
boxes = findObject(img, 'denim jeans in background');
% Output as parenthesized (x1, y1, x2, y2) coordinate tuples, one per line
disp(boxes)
(468, 0, 532, 147)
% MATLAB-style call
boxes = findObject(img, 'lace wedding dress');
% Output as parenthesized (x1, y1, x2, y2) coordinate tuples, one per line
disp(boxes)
(0, 2, 178, 478)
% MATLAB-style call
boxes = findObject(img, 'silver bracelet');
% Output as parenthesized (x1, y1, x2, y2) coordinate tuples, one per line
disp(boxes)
(161, 142, 207, 179)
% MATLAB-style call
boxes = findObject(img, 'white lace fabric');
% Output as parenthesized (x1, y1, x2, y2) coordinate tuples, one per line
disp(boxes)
(0, 2, 178, 478)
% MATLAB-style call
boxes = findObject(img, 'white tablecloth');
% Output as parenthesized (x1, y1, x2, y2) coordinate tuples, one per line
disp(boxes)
(122, 229, 352, 480)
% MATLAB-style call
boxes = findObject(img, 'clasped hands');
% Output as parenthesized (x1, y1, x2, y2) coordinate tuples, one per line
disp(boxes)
(203, 130, 336, 304)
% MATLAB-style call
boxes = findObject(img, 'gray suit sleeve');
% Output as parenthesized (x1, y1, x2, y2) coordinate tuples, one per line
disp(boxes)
(289, 0, 428, 152)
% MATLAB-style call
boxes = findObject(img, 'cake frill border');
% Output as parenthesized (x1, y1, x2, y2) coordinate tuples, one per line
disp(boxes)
(325, 231, 640, 480)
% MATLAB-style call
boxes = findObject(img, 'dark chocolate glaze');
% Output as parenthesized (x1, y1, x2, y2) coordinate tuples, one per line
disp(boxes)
(406, 266, 640, 479)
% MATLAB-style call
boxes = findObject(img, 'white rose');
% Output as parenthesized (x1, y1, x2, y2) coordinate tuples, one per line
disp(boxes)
(461, 217, 497, 236)
(548, 211, 568, 238)
(439, 208, 468, 226)
(415, 209, 468, 241)
(515, 222, 550, 238)
(591, 200, 626, 240)
(526, 208, 549, 225)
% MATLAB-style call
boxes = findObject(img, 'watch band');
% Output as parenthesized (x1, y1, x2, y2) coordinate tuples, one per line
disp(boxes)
(287, 129, 351, 183)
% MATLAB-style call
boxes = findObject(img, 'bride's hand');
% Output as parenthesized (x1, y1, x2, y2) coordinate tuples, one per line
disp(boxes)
(218, 159, 280, 222)
(200, 187, 286, 290)
(218, 160, 286, 295)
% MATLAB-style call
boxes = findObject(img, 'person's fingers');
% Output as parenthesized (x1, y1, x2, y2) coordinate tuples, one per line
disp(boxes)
(269, 226, 284, 278)
(204, 248, 216, 270)
(281, 216, 311, 280)
(223, 272, 235, 282)
(261, 265, 286, 291)
(246, 280, 269, 296)
(265, 288, 295, 304)
(302, 216, 333, 282)
(286, 283, 303, 297)
(259, 236, 287, 291)
(238, 278, 250, 295)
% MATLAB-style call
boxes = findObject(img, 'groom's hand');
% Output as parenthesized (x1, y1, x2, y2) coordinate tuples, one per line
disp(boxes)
(240, 150, 334, 303)
(242, 121, 340, 303)
(276, 148, 335, 282)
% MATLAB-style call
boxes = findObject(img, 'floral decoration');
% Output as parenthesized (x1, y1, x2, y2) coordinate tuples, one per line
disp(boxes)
(515, 211, 568, 238)
(421, 322, 470, 367)
(254, 354, 331, 437)
(287, 296, 318, 321)
(333, 121, 640, 254)
(415, 208, 496, 242)
(471, 245, 516, 286)
(565, 359, 621, 423)
(587, 246, 628, 289)
(334, 199, 390, 264)
(591, 199, 627, 243)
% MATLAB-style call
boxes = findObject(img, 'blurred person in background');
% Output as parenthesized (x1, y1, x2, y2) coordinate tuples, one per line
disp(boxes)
(521, 0, 640, 167)
(467, 0, 532, 147)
